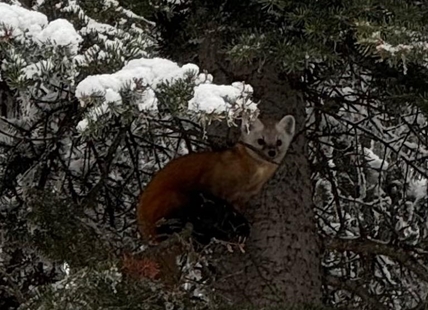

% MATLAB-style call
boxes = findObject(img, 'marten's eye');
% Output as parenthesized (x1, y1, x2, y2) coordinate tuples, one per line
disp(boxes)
(276, 139, 282, 147)
(257, 138, 265, 146)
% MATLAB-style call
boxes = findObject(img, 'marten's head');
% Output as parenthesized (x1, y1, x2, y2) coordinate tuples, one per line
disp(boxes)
(240, 115, 295, 164)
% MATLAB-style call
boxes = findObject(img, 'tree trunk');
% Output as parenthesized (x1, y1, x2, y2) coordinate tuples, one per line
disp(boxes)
(209, 64, 321, 306)
(155, 9, 322, 308)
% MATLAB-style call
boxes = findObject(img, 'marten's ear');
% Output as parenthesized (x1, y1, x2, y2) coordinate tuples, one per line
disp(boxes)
(241, 117, 264, 134)
(277, 115, 295, 136)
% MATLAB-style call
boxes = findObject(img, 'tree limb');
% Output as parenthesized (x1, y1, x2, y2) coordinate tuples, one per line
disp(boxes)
(326, 275, 388, 310)
(326, 238, 428, 283)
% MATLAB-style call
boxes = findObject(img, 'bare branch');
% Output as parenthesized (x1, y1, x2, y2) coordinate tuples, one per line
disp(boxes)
(326, 275, 388, 310)
(327, 238, 428, 283)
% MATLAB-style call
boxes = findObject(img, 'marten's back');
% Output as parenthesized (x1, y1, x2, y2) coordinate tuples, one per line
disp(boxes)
(136, 145, 276, 242)
(137, 149, 229, 241)
(137, 114, 296, 242)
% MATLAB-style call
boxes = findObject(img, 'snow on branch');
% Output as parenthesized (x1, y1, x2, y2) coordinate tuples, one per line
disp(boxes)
(75, 57, 257, 132)
(0, 3, 82, 54)
(189, 82, 255, 115)
(355, 22, 428, 73)
(0, 3, 47, 39)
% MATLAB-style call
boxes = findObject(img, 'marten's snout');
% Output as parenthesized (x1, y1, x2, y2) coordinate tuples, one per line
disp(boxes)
(268, 149, 277, 158)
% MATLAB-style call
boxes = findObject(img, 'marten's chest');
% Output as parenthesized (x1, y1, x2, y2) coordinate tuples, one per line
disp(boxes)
(244, 164, 276, 192)
(209, 162, 277, 203)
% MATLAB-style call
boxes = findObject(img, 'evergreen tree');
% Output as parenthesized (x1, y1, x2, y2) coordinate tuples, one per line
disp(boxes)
(0, 0, 256, 309)
(1, 0, 428, 309)
(143, 0, 428, 308)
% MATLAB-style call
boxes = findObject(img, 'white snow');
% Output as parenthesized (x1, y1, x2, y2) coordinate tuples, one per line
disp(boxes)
(104, 88, 122, 104)
(376, 43, 413, 55)
(196, 73, 213, 85)
(0, 0, 255, 132)
(81, 18, 118, 36)
(35, 19, 82, 54)
(76, 119, 89, 132)
(21, 60, 54, 80)
(102, 0, 155, 26)
(77, 75, 123, 103)
(337, 86, 357, 102)
(32, 0, 46, 10)
(138, 88, 157, 111)
(76, 58, 200, 107)
(122, 58, 199, 87)
(188, 84, 241, 113)
(0, 3, 48, 39)
(364, 147, 389, 170)
(62, 262, 70, 276)
(75, 58, 200, 131)
(409, 178, 427, 201)
(190, 80, 257, 113)
(0, 4, 82, 54)
(76, 57, 257, 131)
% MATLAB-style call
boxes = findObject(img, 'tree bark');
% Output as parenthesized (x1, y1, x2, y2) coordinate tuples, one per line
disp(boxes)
(154, 7, 322, 308)
(209, 64, 322, 306)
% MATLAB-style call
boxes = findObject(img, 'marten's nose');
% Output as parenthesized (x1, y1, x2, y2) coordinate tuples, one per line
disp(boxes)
(268, 150, 276, 158)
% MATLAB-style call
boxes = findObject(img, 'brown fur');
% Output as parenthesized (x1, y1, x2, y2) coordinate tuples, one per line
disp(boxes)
(137, 115, 295, 243)
(137, 144, 278, 241)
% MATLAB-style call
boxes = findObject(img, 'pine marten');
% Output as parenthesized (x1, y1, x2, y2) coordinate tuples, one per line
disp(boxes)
(137, 115, 296, 243)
